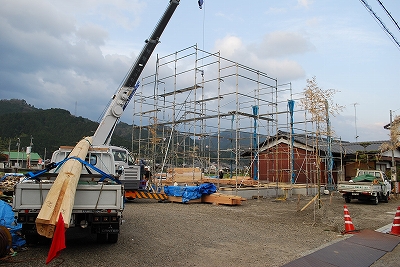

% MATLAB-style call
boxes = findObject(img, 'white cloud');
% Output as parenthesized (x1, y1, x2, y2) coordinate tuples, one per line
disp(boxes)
(52, 0, 145, 30)
(76, 24, 108, 47)
(252, 31, 316, 58)
(297, 0, 314, 8)
(213, 34, 307, 83)
(214, 35, 244, 58)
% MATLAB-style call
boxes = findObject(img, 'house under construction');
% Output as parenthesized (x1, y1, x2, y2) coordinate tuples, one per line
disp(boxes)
(129, 45, 349, 189)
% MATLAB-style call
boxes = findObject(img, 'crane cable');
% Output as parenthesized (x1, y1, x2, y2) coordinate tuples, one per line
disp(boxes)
(201, 0, 206, 52)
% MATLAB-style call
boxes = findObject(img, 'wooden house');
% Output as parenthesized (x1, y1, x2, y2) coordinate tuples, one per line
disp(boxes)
(242, 131, 400, 185)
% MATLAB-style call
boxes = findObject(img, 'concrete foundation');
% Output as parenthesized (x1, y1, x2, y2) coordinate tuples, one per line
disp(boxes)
(219, 184, 324, 199)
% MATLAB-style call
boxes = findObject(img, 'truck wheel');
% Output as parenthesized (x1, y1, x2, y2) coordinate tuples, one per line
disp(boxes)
(383, 192, 389, 203)
(345, 196, 351, 203)
(373, 196, 379, 205)
(108, 233, 119, 243)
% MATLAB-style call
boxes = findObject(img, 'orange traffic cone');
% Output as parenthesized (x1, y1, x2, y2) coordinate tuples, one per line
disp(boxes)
(390, 206, 400, 236)
(342, 205, 358, 234)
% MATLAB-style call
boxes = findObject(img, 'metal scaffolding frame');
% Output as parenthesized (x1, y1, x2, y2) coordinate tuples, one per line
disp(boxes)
(130, 44, 342, 188)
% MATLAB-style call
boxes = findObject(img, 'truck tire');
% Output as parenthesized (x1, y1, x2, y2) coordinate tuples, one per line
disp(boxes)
(373, 196, 379, 205)
(383, 192, 389, 203)
(345, 196, 351, 203)
(108, 233, 119, 243)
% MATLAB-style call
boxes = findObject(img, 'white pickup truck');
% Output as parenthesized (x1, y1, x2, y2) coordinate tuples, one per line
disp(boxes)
(337, 170, 391, 205)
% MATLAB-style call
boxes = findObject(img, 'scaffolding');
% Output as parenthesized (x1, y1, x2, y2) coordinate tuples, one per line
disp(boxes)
(130, 44, 343, 188)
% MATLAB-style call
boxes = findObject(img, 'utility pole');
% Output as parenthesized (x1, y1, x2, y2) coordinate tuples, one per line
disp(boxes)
(353, 103, 359, 142)
(8, 139, 11, 167)
(16, 138, 20, 168)
(27, 135, 33, 169)
(390, 110, 397, 181)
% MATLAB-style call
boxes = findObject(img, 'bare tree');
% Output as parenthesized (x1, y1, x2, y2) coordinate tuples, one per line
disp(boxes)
(300, 76, 344, 135)
(380, 115, 400, 181)
(299, 76, 343, 207)
(380, 116, 400, 152)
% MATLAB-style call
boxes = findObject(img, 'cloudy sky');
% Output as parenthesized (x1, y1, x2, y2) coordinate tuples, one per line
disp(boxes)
(1, 0, 399, 142)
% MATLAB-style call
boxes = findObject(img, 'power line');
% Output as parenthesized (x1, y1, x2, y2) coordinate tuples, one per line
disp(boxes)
(359, 0, 400, 50)
(376, 0, 400, 32)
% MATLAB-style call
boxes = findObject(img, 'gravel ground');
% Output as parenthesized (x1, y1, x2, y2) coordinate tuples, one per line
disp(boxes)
(4, 192, 400, 267)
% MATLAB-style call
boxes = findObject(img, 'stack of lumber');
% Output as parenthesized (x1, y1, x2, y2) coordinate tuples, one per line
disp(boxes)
(202, 193, 246, 205)
(167, 167, 202, 183)
(168, 193, 246, 206)
(201, 177, 258, 186)
(168, 195, 202, 204)
(35, 137, 92, 238)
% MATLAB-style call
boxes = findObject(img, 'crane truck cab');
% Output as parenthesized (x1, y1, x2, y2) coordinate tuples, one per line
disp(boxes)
(50, 145, 141, 190)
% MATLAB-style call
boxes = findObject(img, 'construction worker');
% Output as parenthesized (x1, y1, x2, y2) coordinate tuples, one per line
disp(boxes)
(144, 166, 152, 183)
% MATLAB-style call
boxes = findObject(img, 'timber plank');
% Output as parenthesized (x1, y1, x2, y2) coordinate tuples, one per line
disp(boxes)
(167, 193, 245, 205)
(167, 196, 202, 204)
(201, 193, 246, 205)
(35, 137, 92, 238)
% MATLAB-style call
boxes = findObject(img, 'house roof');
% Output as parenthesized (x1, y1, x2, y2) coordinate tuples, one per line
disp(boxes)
(243, 130, 391, 156)
(340, 141, 389, 155)
(1, 151, 42, 161)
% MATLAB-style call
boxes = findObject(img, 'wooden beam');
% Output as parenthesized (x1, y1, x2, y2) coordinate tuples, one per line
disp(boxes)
(300, 194, 318, 212)
(201, 193, 246, 205)
(35, 137, 92, 238)
(167, 193, 246, 206)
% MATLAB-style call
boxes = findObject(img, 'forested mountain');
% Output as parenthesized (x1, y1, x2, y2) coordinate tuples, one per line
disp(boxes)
(0, 99, 261, 163)
(0, 101, 98, 158)
(0, 99, 39, 115)
(0, 99, 161, 159)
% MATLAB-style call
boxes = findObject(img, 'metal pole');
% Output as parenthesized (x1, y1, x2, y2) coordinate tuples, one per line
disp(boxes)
(390, 110, 396, 181)
(16, 138, 20, 168)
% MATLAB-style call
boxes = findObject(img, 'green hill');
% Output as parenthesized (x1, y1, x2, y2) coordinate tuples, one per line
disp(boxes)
(0, 99, 39, 115)
(0, 99, 258, 166)
(0, 99, 154, 160)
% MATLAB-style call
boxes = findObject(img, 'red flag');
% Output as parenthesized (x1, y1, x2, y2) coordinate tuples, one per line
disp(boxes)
(46, 213, 66, 264)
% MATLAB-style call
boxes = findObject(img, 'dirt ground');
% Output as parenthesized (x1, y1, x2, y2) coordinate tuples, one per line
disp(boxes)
(4, 191, 400, 267)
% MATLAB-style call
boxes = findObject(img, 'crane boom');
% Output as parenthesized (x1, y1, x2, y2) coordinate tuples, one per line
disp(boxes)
(92, 0, 180, 146)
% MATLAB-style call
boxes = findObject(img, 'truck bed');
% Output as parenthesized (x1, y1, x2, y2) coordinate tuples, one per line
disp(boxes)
(13, 181, 124, 212)
(337, 182, 382, 193)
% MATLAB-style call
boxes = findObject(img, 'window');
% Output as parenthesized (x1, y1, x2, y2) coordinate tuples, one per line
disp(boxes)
(113, 150, 127, 162)
(127, 154, 135, 166)
(85, 154, 97, 165)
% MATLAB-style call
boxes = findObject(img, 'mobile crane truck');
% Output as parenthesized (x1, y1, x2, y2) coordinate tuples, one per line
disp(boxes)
(12, 0, 189, 244)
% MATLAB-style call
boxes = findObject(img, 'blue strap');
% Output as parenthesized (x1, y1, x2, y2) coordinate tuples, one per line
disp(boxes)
(24, 161, 61, 181)
(68, 156, 121, 184)
(24, 156, 121, 184)
(1, 173, 24, 182)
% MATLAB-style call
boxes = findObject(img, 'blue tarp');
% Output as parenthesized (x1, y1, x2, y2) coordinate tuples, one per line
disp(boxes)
(0, 200, 26, 248)
(164, 183, 217, 203)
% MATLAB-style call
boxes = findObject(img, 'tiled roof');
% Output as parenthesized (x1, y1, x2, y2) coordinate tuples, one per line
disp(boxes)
(258, 130, 390, 155)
